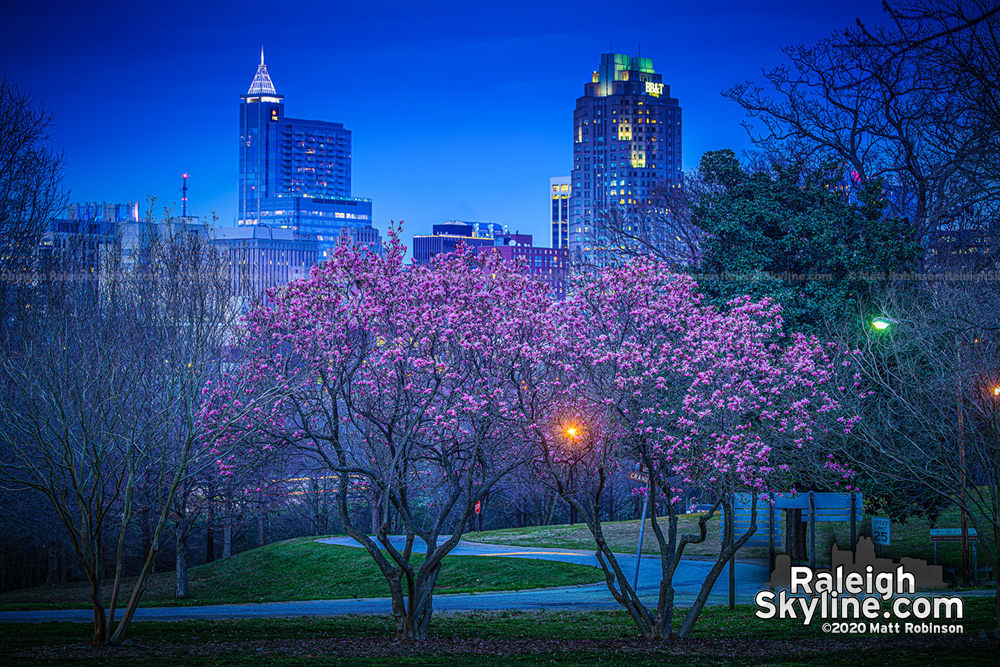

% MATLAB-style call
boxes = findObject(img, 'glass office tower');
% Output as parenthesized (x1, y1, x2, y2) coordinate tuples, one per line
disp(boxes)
(239, 51, 375, 258)
(568, 53, 682, 267)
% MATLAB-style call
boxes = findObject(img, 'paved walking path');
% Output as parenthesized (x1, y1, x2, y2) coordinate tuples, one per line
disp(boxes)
(0, 536, 769, 623)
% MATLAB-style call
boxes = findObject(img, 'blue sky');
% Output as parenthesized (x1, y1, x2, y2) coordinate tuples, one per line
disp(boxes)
(1, 1, 890, 245)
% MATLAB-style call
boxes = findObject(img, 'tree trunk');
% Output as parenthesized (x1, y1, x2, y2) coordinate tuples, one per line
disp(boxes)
(407, 564, 443, 641)
(544, 497, 557, 526)
(310, 478, 323, 535)
(206, 506, 215, 562)
(142, 506, 153, 574)
(223, 521, 232, 559)
(370, 498, 380, 535)
(257, 506, 265, 548)
(46, 541, 59, 584)
(88, 570, 107, 646)
(223, 500, 233, 559)
(175, 528, 188, 599)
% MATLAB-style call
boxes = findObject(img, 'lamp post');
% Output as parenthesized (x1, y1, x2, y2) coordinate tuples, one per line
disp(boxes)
(872, 316, 970, 585)
(563, 423, 581, 525)
(632, 465, 649, 593)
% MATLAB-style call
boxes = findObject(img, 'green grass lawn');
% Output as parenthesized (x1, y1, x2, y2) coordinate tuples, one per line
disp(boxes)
(0, 537, 604, 611)
(464, 507, 997, 574)
(1, 600, 996, 666)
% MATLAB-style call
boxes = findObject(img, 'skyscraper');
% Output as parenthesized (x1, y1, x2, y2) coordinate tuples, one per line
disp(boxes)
(238, 50, 377, 258)
(568, 53, 682, 267)
(550, 176, 569, 249)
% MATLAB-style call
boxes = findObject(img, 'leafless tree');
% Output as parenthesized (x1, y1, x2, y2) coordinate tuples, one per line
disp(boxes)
(590, 175, 706, 269)
(0, 74, 67, 339)
(725, 1, 1000, 269)
(0, 214, 276, 645)
(835, 279, 1000, 628)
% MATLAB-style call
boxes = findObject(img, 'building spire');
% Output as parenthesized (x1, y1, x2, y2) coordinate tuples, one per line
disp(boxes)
(247, 48, 278, 96)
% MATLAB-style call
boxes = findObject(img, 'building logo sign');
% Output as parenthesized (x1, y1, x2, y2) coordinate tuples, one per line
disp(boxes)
(645, 81, 664, 97)
(755, 538, 964, 634)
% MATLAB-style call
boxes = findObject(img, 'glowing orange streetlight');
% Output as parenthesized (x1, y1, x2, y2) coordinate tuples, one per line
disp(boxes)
(565, 425, 579, 439)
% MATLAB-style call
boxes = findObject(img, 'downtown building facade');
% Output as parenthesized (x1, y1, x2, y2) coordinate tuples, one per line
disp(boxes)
(213, 225, 318, 304)
(412, 222, 568, 297)
(492, 233, 568, 298)
(569, 53, 682, 267)
(550, 176, 570, 249)
(40, 202, 142, 276)
(238, 52, 378, 260)
(411, 221, 504, 264)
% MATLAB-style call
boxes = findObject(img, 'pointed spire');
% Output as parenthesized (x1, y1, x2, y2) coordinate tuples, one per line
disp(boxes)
(247, 48, 278, 96)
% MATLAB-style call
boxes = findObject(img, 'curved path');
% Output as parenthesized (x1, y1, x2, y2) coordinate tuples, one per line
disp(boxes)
(0, 537, 770, 623)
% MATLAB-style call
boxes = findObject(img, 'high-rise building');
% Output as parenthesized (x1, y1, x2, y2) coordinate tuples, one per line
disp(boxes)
(411, 221, 503, 264)
(569, 53, 682, 267)
(213, 225, 318, 304)
(40, 202, 141, 277)
(238, 51, 378, 259)
(550, 176, 570, 249)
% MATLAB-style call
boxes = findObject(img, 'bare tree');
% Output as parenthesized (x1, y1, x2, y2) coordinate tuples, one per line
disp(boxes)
(590, 175, 706, 269)
(836, 280, 1000, 628)
(0, 74, 66, 339)
(0, 214, 275, 645)
(725, 2, 1000, 268)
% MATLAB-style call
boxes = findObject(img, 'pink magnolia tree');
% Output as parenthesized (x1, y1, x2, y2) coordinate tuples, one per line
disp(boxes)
(530, 258, 860, 639)
(202, 230, 554, 640)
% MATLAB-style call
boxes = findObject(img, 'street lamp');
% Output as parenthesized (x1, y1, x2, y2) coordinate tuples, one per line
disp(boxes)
(871, 313, 971, 585)
(558, 421, 584, 526)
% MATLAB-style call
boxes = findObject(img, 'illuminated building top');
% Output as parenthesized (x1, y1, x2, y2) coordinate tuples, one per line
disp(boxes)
(247, 48, 279, 98)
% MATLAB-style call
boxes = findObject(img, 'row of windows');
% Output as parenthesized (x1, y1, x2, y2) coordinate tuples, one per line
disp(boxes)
(255, 211, 370, 221)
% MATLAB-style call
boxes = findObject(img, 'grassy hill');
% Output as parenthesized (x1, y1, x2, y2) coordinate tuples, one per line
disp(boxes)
(0, 537, 604, 611)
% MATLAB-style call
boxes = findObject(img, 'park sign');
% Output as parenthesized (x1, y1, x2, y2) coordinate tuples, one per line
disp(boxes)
(930, 528, 978, 542)
(627, 470, 650, 484)
(871, 517, 890, 546)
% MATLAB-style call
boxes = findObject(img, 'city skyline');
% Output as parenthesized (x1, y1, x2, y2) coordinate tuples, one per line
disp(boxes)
(1, 0, 891, 246)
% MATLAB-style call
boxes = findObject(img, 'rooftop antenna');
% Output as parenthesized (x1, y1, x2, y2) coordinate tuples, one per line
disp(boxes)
(181, 173, 189, 217)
